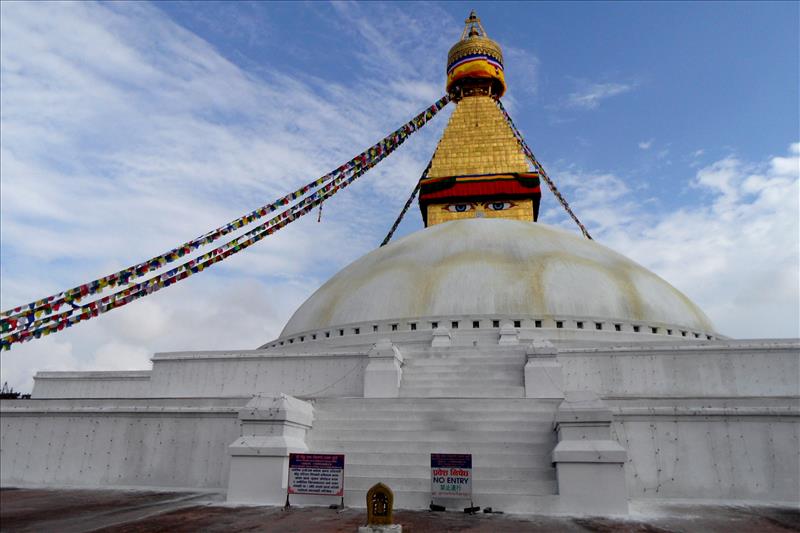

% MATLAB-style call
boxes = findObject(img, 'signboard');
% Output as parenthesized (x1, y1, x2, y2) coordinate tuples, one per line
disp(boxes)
(431, 453, 472, 498)
(288, 453, 345, 496)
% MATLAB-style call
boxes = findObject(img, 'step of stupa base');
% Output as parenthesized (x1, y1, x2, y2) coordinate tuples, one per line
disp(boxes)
(345, 464, 556, 481)
(315, 451, 552, 467)
(403, 354, 526, 364)
(401, 361, 524, 372)
(344, 475, 557, 495)
(311, 398, 560, 412)
(312, 412, 556, 424)
(309, 440, 552, 455)
(399, 386, 525, 398)
(311, 428, 552, 444)
(399, 376, 522, 387)
(311, 418, 555, 430)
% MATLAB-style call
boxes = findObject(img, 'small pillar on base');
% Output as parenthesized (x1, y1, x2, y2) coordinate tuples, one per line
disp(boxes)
(551, 391, 628, 515)
(364, 339, 404, 398)
(431, 326, 451, 347)
(226, 394, 313, 505)
(498, 320, 519, 345)
(524, 340, 564, 399)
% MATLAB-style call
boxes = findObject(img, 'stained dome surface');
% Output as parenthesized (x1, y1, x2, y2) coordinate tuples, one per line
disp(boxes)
(281, 219, 714, 337)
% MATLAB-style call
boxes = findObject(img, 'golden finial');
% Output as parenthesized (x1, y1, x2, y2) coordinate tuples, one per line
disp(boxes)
(446, 11, 506, 98)
(461, 10, 488, 39)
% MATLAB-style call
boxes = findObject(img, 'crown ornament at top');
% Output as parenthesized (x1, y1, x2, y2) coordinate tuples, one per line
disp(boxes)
(446, 11, 506, 98)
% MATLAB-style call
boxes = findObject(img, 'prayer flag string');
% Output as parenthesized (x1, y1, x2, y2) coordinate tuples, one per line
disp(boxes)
(4, 128, 406, 340)
(379, 160, 431, 247)
(495, 99, 593, 240)
(0, 95, 451, 349)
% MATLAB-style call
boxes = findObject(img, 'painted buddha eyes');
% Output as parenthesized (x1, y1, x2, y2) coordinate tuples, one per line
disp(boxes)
(443, 201, 516, 213)
(487, 201, 514, 211)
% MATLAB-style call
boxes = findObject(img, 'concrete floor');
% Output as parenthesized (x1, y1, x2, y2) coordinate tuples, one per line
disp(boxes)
(1, 488, 798, 533)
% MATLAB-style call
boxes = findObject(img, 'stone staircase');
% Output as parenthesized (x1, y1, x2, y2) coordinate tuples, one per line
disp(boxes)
(307, 346, 560, 512)
(399, 345, 527, 398)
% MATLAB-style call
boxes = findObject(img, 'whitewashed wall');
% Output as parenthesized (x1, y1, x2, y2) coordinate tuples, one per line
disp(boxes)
(560, 340, 799, 397)
(148, 351, 368, 398)
(6, 338, 798, 503)
(33, 371, 152, 399)
(610, 398, 800, 502)
(30, 351, 370, 400)
(0, 398, 244, 489)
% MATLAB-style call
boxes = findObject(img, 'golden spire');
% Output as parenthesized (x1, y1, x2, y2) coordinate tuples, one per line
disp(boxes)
(418, 12, 541, 227)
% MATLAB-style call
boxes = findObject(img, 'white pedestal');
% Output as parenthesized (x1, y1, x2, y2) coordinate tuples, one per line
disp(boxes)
(226, 394, 314, 505)
(524, 340, 564, 399)
(364, 339, 403, 398)
(498, 320, 519, 345)
(227, 452, 292, 504)
(431, 327, 451, 347)
(552, 391, 628, 515)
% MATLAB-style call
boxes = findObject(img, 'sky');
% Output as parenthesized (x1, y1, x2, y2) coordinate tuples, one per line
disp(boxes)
(1, 1, 798, 392)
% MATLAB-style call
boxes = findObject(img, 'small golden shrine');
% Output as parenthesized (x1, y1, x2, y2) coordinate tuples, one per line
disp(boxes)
(419, 11, 541, 227)
(366, 482, 394, 526)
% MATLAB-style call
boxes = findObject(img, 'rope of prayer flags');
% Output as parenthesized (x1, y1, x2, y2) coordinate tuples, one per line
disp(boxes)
(0, 96, 450, 327)
(0, 95, 451, 350)
(1, 146, 389, 350)
(495, 99, 593, 240)
(8, 131, 404, 339)
(379, 160, 432, 247)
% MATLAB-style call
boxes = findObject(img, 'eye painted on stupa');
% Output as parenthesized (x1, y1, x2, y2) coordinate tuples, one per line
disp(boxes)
(484, 201, 516, 211)
(444, 203, 474, 212)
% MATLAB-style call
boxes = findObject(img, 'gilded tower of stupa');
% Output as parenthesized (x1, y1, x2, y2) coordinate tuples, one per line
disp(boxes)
(419, 11, 542, 226)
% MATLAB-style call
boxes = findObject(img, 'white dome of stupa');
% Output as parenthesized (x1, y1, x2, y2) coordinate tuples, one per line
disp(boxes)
(280, 218, 715, 338)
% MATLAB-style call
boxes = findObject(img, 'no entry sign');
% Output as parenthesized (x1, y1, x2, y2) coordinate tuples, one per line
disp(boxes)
(431, 453, 472, 498)
(288, 453, 345, 496)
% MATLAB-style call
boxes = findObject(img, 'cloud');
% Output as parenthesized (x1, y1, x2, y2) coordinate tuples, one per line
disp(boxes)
(542, 143, 799, 339)
(638, 139, 654, 150)
(92, 342, 152, 371)
(0, 274, 313, 392)
(566, 82, 635, 109)
(504, 46, 540, 97)
(329, 1, 454, 85)
(0, 1, 451, 391)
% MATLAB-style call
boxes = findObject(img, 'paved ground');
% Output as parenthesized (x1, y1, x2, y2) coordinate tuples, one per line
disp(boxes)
(1, 488, 798, 532)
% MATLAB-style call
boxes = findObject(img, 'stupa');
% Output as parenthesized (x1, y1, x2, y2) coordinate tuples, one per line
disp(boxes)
(1, 12, 797, 516)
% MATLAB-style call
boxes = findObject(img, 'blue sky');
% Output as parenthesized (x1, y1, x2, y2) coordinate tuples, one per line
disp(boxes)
(157, 2, 799, 176)
(1, 1, 798, 390)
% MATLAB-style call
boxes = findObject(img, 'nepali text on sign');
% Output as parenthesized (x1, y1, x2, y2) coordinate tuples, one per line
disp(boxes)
(288, 453, 345, 496)
(431, 453, 472, 498)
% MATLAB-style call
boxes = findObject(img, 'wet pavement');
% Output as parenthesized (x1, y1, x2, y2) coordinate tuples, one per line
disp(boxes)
(1, 488, 798, 532)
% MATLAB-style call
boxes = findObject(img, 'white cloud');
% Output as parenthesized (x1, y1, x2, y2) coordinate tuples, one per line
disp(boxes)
(542, 143, 799, 339)
(92, 342, 152, 371)
(566, 82, 635, 109)
(0, 2, 451, 391)
(638, 139, 654, 150)
(0, 275, 313, 392)
(504, 46, 540, 97)
(0, 339, 79, 393)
